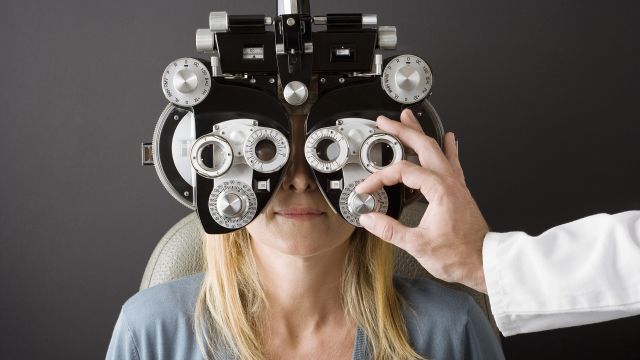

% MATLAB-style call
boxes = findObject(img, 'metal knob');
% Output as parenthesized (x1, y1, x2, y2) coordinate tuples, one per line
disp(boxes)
(216, 191, 246, 218)
(348, 192, 376, 215)
(283, 80, 309, 106)
(173, 69, 199, 93)
(196, 29, 215, 53)
(395, 65, 421, 92)
(378, 26, 397, 50)
(209, 11, 229, 32)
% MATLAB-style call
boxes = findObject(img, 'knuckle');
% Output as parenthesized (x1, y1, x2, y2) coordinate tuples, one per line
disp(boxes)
(379, 222, 396, 242)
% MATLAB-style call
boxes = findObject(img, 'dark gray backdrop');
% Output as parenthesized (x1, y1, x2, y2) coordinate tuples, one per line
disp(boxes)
(1, 0, 638, 359)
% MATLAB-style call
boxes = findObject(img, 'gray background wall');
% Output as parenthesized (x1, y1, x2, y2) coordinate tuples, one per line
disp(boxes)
(1, 0, 638, 359)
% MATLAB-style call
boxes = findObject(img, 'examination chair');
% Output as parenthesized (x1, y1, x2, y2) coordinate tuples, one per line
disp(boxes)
(140, 200, 500, 336)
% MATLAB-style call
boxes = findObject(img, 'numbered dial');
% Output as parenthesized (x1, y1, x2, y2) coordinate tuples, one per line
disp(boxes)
(382, 55, 433, 104)
(305, 127, 350, 173)
(162, 58, 211, 107)
(208, 180, 258, 229)
(339, 180, 389, 227)
(244, 128, 290, 173)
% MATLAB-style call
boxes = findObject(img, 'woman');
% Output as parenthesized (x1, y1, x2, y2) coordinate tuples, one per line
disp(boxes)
(106, 108, 504, 359)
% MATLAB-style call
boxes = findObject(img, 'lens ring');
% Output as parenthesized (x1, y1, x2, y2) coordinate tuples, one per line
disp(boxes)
(243, 127, 290, 173)
(190, 134, 234, 178)
(360, 133, 404, 173)
(305, 127, 349, 173)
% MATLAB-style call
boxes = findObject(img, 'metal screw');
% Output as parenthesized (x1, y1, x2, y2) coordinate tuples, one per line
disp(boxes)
(214, 125, 219, 130)
(174, 115, 180, 120)
(320, 77, 326, 84)
(183, 191, 190, 197)
(269, 77, 275, 84)
(338, 77, 345, 84)
(250, 78, 256, 84)
(287, 18, 295, 26)
(336, 120, 343, 125)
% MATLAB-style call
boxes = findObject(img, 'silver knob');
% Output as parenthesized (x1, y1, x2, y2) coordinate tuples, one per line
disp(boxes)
(362, 14, 378, 26)
(209, 11, 229, 32)
(396, 66, 421, 92)
(216, 191, 246, 217)
(378, 26, 397, 50)
(173, 69, 198, 93)
(347, 192, 376, 215)
(196, 29, 215, 53)
(283, 80, 309, 106)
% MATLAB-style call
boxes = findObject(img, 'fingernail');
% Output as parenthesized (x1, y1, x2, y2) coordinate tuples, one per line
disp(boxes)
(377, 115, 390, 122)
(359, 213, 373, 227)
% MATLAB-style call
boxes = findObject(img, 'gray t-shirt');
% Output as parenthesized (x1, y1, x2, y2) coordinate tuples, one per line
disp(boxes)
(106, 273, 504, 360)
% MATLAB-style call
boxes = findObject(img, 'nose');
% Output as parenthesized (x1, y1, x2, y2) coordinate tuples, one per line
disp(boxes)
(281, 115, 317, 193)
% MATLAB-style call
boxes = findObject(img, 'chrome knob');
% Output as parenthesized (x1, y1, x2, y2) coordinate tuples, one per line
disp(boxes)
(216, 191, 246, 217)
(209, 11, 229, 32)
(196, 29, 215, 53)
(283, 80, 309, 106)
(378, 26, 397, 50)
(348, 192, 376, 215)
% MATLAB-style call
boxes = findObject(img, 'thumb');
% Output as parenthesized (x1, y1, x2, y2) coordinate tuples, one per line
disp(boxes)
(359, 212, 409, 247)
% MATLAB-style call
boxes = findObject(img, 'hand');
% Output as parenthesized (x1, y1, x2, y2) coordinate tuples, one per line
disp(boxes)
(355, 108, 490, 293)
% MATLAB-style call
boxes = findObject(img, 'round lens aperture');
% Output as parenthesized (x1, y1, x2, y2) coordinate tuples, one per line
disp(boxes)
(305, 127, 350, 173)
(190, 135, 234, 178)
(200, 142, 228, 170)
(255, 139, 277, 162)
(360, 133, 404, 173)
(367, 140, 395, 168)
(244, 127, 290, 173)
(315, 138, 340, 162)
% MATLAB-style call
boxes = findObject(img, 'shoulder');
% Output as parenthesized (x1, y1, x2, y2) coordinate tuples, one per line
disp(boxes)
(109, 273, 206, 359)
(392, 274, 504, 359)
(393, 273, 476, 323)
(121, 272, 204, 326)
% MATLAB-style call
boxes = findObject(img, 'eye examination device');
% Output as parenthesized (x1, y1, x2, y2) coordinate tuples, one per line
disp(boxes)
(141, 0, 445, 234)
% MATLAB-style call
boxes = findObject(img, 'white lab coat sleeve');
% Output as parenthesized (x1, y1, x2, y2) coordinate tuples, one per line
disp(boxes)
(482, 210, 640, 336)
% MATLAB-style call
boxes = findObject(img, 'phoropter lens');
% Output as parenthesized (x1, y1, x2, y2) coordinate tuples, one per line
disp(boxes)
(200, 142, 227, 170)
(316, 138, 340, 162)
(367, 140, 395, 168)
(255, 139, 277, 162)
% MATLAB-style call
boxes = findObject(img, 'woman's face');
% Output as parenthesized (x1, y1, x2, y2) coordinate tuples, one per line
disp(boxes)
(245, 114, 355, 257)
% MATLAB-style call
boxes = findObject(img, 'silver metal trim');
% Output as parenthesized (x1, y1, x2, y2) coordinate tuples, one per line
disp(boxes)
(313, 16, 327, 25)
(362, 14, 378, 26)
(152, 104, 196, 209)
(278, 0, 299, 15)
(304, 42, 313, 54)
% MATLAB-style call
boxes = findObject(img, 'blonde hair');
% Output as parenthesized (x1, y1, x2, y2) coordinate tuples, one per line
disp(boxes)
(193, 227, 426, 360)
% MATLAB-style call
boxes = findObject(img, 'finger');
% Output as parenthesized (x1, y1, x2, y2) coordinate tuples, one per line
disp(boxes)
(399, 108, 424, 133)
(358, 211, 412, 248)
(376, 116, 452, 175)
(443, 132, 465, 184)
(355, 160, 443, 200)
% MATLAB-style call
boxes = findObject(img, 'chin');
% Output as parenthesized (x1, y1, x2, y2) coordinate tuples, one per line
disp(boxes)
(269, 232, 341, 257)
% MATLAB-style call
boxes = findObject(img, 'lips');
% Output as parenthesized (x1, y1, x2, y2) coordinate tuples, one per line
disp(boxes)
(275, 207, 325, 215)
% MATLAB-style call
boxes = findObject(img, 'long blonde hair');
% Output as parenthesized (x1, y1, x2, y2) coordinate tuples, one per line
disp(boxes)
(193, 227, 425, 360)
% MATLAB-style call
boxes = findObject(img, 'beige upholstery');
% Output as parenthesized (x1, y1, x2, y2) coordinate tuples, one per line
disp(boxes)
(140, 201, 499, 335)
